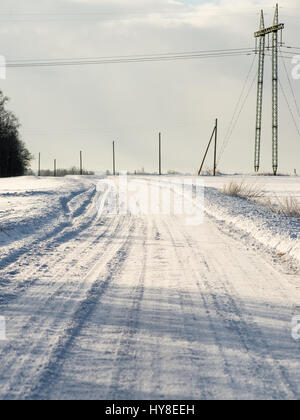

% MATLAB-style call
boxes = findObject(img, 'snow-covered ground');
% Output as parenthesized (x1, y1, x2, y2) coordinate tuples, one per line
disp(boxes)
(203, 174, 300, 202)
(0, 175, 299, 400)
(202, 175, 300, 265)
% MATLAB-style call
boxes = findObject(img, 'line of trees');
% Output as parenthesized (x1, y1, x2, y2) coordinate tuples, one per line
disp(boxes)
(0, 91, 32, 177)
(37, 167, 95, 177)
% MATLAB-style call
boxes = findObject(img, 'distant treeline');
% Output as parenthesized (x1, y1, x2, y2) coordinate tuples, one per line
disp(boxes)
(0, 91, 32, 177)
(31, 167, 95, 177)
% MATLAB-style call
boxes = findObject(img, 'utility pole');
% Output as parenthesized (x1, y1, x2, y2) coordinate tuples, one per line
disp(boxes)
(113, 141, 116, 176)
(38, 153, 41, 177)
(213, 118, 218, 176)
(159, 132, 162, 176)
(54, 159, 57, 177)
(254, 4, 284, 174)
(198, 119, 218, 176)
(80, 151, 83, 175)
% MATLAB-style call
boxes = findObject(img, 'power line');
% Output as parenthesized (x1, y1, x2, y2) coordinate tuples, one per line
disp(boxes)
(6, 53, 253, 68)
(0, 7, 278, 15)
(0, 6, 280, 20)
(276, 49, 300, 56)
(282, 45, 300, 50)
(265, 54, 298, 61)
(5, 48, 254, 68)
(218, 58, 258, 165)
(218, 54, 257, 163)
(9, 47, 254, 62)
(279, 78, 300, 139)
(279, 48, 300, 121)
(266, 53, 300, 140)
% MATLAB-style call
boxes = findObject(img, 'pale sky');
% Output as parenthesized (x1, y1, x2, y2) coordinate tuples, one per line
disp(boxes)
(0, 0, 300, 174)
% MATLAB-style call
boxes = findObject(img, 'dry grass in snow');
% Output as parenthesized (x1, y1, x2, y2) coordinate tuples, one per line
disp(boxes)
(222, 180, 300, 218)
(265, 196, 300, 218)
(222, 180, 264, 200)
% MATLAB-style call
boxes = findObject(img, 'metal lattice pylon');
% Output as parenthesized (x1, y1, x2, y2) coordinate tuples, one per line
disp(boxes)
(254, 10, 265, 172)
(272, 5, 279, 175)
(254, 4, 284, 174)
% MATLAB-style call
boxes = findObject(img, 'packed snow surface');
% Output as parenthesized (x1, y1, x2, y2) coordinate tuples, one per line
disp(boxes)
(203, 175, 300, 263)
(0, 175, 299, 400)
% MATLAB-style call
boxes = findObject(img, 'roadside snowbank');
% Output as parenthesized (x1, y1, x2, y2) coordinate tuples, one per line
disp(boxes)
(0, 176, 98, 268)
(146, 175, 299, 264)
(204, 186, 300, 264)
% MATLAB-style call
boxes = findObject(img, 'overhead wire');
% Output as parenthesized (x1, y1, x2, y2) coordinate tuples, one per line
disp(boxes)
(217, 55, 258, 164)
(4, 48, 254, 68)
(278, 78, 300, 139)
(279, 48, 300, 121)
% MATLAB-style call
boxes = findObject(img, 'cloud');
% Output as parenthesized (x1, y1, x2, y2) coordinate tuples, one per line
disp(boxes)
(0, 0, 299, 173)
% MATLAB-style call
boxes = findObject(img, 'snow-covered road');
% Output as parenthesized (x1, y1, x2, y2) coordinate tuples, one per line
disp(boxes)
(0, 176, 299, 400)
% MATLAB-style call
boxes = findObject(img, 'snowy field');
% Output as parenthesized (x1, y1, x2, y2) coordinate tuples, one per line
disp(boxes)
(0, 175, 299, 400)
(203, 174, 300, 203)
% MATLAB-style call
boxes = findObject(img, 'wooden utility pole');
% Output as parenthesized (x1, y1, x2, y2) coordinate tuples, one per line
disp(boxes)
(198, 119, 218, 176)
(38, 153, 41, 177)
(159, 132, 162, 176)
(113, 141, 116, 176)
(54, 159, 57, 177)
(213, 118, 218, 176)
(80, 151, 83, 175)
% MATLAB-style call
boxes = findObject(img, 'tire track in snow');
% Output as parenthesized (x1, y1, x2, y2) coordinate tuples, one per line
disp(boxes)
(0, 215, 112, 307)
(0, 215, 134, 399)
(0, 186, 97, 272)
(219, 243, 300, 397)
(0, 212, 113, 305)
(161, 216, 232, 400)
(0, 185, 109, 307)
(107, 222, 148, 400)
(154, 179, 298, 399)
(25, 218, 136, 400)
(175, 217, 297, 400)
